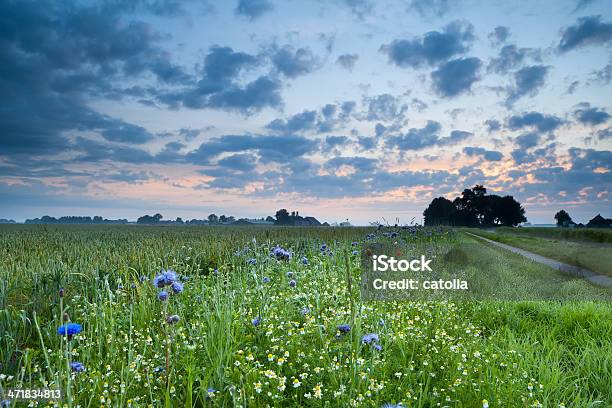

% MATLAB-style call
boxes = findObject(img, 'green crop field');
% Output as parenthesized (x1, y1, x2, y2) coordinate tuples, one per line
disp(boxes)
(0, 225, 611, 407)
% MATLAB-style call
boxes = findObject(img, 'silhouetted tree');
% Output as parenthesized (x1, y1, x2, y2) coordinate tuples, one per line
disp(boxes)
(423, 197, 455, 226)
(554, 210, 573, 227)
(586, 214, 612, 228)
(275, 209, 290, 225)
(208, 214, 218, 224)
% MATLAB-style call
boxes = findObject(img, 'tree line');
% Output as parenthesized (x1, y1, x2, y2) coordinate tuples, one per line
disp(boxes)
(423, 185, 526, 227)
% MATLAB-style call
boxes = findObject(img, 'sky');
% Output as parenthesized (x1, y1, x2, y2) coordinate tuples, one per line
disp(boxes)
(1, 0, 611, 225)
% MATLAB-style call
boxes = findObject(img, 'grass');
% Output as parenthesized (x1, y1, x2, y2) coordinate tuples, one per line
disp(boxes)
(468, 228, 612, 278)
(496, 227, 612, 243)
(0, 225, 610, 407)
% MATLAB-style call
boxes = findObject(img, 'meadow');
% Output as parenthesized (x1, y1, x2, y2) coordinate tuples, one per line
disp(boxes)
(0, 225, 611, 407)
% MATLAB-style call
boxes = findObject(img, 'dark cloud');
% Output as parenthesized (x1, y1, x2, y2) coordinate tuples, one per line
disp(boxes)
(507, 111, 563, 133)
(566, 80, 580, 94)
(558, 15, 612, 52)
(179, 128, 201, 140)
(410, 98, 428, 112)
(510, 142, 557, 165)
(380, 21, 474, 68)
(325, 135, 350, 148)
(431, 57, 482, 97)
(217, 153, 258, 172)
(235, 0, 274, 20)
(336, 53, 359, 71)
(514, 132, 542, 150)
(488, 45, 540, 74)
(488, 26, 510, 45)
(573, 0, 597, 12)
(485, 119, 501, 132)
(463, 147, 503, 161)
(340, 0, 374, 18)
(592, 63, 611, 84)
(271, 45, 320, 78)
(505, 65, 549, 106)
(101, 122, 154, 144)
(573, 103, 610, 126)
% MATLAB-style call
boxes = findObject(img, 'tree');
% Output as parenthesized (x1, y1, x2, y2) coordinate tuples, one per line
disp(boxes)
(586, 214, 612, 228)
(207, 214, 218, 224)
(265, 216, 275, 223)
(423, 197, 455, 226)
(275, 209, 290, 225)
(554, 210, 573, 227)
(491, 195, 526, 227)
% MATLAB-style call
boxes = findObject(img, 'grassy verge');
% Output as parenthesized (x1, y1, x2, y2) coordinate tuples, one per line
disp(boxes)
(496, 226, 612, 243)
(467, 229, 612, 278)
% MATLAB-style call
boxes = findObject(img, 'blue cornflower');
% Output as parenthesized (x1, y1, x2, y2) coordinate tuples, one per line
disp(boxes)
(320, 243, 327, 251)
(70, 361, 85, 372)
(361, 333, 379, 344)
(139, 275, 147, 283)
(300, 307, 310, 316)
(286, 271, 294, 278)
(57, 323, 82, 337)
(301, 256, 308, 265)
(1, 400, 10, 408)
(352, 250, 359, 255)
(263, 276, 271, 283)
(271, 246, 291, 260)
(247, 258, 257, 265)
(153, 269, 177, 288)
(289, 279, 297, 288)
(337, 324, 351, 333)
(252, 316, 261, 326)
(207, 388, 216, 398)
(153, 366, 165, 374)
(373, 343, 382, 351)
(351, 241, 359, 246)
(158, 290, 168, 301)
(171, 281, 184, 294)
(381, 404, 401, 408)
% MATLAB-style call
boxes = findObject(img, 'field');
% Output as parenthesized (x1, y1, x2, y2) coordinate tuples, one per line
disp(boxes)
(468, 228, 612, 278)
(1, 225, 611, 407)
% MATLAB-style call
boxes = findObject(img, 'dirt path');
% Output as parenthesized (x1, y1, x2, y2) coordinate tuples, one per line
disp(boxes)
(464, 232, 612, 288)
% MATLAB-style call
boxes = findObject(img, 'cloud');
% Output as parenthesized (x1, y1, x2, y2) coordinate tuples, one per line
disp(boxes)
(431, 57, 482, 97)
(266, 101, 354, 134)
(386, 121, 472, 150)
(592, 63, 612, 84)
(271, 45, 320, 78)
(380, 21, 474, 68)
(364, 94, 407, 122)
(488, 26, 510, 45)
(514, 132, 542, 150)
(217, 153, 258, 172)
(558, 15, 612, 52)
(101, 122, 154, 144)
(573, 103, 610, 126)
(573, 0, 597, 12)
(408, 0, 456, 19)
(340, 0, 374, 18)
(235, 0, 274, 20)
(463, 147, 503, 161)
(187, 134, 318, 164)
(485, 119, 501, 132)
(336, 53, 359, 71)
(507, 111, 563, 132)
(488, 45, 540, 74)
(505, 65, 549, 106)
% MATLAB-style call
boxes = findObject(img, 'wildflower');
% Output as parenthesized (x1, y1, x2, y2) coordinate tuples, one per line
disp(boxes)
(271, 246, 291, 260)
(247, 258, 257, 265)
(153, 269, 177, 288)
(166, 315, 180, 324)
(301, 256, 308, 265)
(286, 271, 294, 278)
(171, 281, 184, 294)
(361, 333, 379, 344)
(158, 291, 168, 301)
(373, 344, 382, 351)
(252, 316, 261, 327)
(70, 362, 85, 372)
(320, 243, 327, 251)
(289, 279, 297, 288)
(153, 366, 165, 374)
(300, 307, 310, 316)
(263, 276, 271, 283)
(1, 400, 10, 408)
(337, 324, 351, 334)
(381, 404, 402, 408)
(139, 275, 147, 283)
(207, 388, 216, 398)
(352, 250, 359, 255)
(57, 323, 82, 337)
(482, 400, 489, 408)
(59, 288, 65, 297)
(351, 241, 359, 246)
